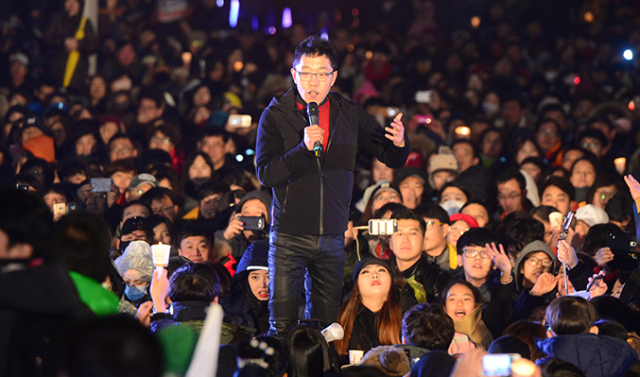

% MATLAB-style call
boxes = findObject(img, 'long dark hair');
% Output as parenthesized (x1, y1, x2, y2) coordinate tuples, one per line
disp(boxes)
(335, 264, 403, 355)
(286, 325, 331, 377)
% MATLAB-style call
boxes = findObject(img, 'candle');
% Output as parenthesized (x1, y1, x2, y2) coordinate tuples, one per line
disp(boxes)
(614, 157, 626, 175)
(151, 243, 171, 268)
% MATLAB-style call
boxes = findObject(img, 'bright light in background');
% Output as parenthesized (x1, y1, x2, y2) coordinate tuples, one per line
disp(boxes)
(624, 49, 634, 61)
(321, 28, 328, 40)
(584, 11, 594, 23)
(216, 0, 223, 7)
(471, 16, 481, 28)
(229, 0, 239, 28)
(282, 7, 292, 28)
(629, 100, 635, 111)
(251, 16, 259, 31)
(268, 26, 276, 34)
(573, 76, 580, 85)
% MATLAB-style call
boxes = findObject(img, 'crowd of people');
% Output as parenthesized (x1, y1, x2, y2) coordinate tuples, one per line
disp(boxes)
(2, 0, 640, 376)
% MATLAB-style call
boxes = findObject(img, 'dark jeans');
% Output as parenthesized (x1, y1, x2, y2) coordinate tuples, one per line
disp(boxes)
(268, 231, 345, 337)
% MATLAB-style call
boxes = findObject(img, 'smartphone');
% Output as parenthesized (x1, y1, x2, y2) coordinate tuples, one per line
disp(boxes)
(53, 203, 67, 216)
(606, 233, 639, 270)
(415, 90, 433, 104)
(91, 178, 113, 193)
(368, 219, 397, 236)
(227, 114, 252, 128)
(559, 211, 575, 241)
(238, 215, 265, 231)
(67, 202, 78, 213)
(482, 354, 521, 376)
(16, 184, 30, 191)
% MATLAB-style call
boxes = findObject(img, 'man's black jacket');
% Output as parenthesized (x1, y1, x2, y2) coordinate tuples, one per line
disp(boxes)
(256, 89, 409, 236)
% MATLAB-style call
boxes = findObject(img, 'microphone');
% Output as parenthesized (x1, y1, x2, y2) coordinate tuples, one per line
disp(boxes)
(307, 102, 322, 158)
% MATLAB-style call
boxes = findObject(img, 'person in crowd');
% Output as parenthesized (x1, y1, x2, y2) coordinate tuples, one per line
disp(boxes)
(396, 303, 456, 363)
(460, 200, 491, 228)
(446, 213, 478, 250)
(335, 258, 408, 358)
(496, 169, 530, 219)
(114, 240, 154, 313)
(388, 208, 452, 303)
(0, 188, 91, 376)
(126, 173, 157, 203)
(285, 325, 333, 377)
(536, 296, 637, 377)
(45, 0, 98, 90)
(456, 228, 515, 303)
(357, 181, 403, 226)
(221, 240, 270, 336)
(428, 146, 459, 191)
(393, 167, 428, 210)
(414, 203, 455, 271)
(54, 212, 119, 316)
(214, 189, 271, 260)
(569, 156, 599, 203)
(255, 36, 409, 338)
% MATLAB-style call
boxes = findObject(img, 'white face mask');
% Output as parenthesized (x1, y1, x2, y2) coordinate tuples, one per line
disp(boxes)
(440, 200, 466, 216)
(482, 101, 500, 116)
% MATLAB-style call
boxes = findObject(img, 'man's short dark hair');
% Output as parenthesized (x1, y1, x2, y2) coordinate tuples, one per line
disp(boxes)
(0, 188, 53, 259)
(531, 205, 560, 222)
(197, 180, 230, 201)
(451, 139, 479, 159)
(538, 103, 566, 122)
(534, 118, 562, 135)
(139, 86, 165, 109)
(546, 296, 595, 335)
(107, 133, 138, 151)
(140, 187, 176, 207)
(539, 176, 575, 202)
(121, 200, 152, 219)
(54, 213, 112, 282)
(501, 218, 544, 254)
(293, 35, 338, 71)
(169, 262, 220, 302)
(176, 222, 211, 246)
(497, 168, 526, 191)
(372, 202, 406, 219)
(605, 193, 634, 224)
(390, 208, 427, 235)
(402, 303, 454, 351)
(456, 228, 496, 255)
(587, 116, 613, 132)
(576, 128, 609, 149)
(414, 203, 450, 225)
(197, 126, 230, 144)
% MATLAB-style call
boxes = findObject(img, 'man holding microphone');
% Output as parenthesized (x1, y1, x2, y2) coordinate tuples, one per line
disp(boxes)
(256, 35, 409, 337)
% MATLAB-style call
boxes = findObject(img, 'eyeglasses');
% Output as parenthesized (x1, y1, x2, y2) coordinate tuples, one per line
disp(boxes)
(497, 192, 522, 201)
(151, 136, 171, 144)
(295, 69, 335, 82)
(582, 142, 599, 149)
(462, 247, 491, 259)
(121, 232, 146, 242)
(425, 221, 444, 230)
(526, 256, 553, 268)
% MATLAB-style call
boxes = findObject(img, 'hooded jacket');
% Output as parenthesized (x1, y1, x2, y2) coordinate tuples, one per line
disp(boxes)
(537, 333, 637, 377)
(514, 240, 557, 291)
(256, 89, 409, 236)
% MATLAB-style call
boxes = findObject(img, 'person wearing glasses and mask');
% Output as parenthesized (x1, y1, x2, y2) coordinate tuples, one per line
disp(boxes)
(255, 35, 410, 338)
(388, 208, 453, 304)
